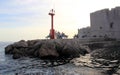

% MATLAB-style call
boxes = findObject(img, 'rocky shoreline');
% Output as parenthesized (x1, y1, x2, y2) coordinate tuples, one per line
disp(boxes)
(5, 39, 120, 74)
(5, 39, 88, 59)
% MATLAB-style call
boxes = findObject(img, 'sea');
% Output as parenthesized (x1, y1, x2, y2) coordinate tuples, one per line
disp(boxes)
(0, 42, 111, 75)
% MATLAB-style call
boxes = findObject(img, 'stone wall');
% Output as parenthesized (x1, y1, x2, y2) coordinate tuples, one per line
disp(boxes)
(78, 7, 120, 40)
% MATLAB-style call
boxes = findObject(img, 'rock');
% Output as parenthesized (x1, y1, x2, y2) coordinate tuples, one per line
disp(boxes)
(13, 40, 28, 48)
(27, 40, 45, 46)
(60, 40, 88, 58)
(12, 48, 22, 59)
(80, 45, 91, 53)
(34, 50, 39, 57)
(5, 44, 13, 54)
(27, 40, 35, 46)
(93, 59, 110, 65)
(32, 41, 43, 50)
(62, 42, 77, 57)
(4, 39, 90, 59)
(91, 47, 120, 60)
(38, 42, 59, 59)
(87, 43, 104, 50)
(71, 54, 93, 67)
(12, 48, 23, 55)
(4, 39, 120, 73)
(112, 73, 119, 75)
(6, 39, 120, 61)
(13, 53, 21, 59)
(110, 60, 119, 64)
(27, 48, 35, 55)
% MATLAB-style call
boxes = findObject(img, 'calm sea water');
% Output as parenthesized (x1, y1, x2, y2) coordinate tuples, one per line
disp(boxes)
(0, 42, 109, 75)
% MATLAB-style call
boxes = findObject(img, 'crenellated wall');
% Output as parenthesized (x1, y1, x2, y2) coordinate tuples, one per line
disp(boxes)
(78, 7, 120, 40)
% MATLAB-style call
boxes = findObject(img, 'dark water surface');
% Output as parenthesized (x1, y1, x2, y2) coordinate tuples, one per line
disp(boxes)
(0, 42, 114, 75)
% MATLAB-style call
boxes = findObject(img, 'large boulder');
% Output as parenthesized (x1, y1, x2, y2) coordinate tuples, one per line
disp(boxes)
(13, 40, 28, 48)
(60, 40, 88, 58)
(13, 53, 21, 59)
(62, 42, 79, 57)
(5, 40, 28, 54)
(38, 41, 59, 59)
(5, 44, 13, 54)
(12, 48, 22, 59)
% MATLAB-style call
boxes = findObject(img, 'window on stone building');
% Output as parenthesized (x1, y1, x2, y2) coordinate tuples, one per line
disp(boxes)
(110, 22, 114, 29)
(82, 35, 87, 38)
(93, 35, 96, 37)
(82, 36, 84, 38)
(100, 27, 102, 29)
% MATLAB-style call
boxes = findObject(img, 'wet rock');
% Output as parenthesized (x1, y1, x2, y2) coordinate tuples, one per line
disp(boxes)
(13, 53, 21, 59)
(71, 53, 120, 74)
(91, 47, 120, 60)
(71, 54, 93, 67)
(5, 44, 13, 54)
(93, 59, 110, 66)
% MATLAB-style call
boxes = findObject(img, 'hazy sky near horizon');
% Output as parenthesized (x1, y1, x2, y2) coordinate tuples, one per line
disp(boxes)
(0, 0, 119, 41)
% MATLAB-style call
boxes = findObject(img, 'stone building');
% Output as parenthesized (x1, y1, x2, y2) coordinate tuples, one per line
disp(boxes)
(78, 7, 120, 40)
(78, 27, 91, 39)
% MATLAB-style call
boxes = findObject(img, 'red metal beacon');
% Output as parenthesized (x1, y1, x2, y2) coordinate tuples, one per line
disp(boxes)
(49, 9, 55, 39)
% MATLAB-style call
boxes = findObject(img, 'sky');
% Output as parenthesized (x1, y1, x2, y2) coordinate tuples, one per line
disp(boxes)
(0, 0, 119, 41)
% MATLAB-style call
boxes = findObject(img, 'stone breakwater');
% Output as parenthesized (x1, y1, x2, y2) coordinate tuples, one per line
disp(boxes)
(5, 39, 120, 60)
(4, 39, 120, 74)
(5, 39, 88, 59)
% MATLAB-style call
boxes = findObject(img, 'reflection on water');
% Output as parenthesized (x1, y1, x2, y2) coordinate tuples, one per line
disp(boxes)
(0, 42, 116, 75)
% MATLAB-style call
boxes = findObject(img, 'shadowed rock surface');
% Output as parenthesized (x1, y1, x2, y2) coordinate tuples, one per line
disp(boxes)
(4, 39, 120, 74)
(5, 39, 120, 61)
(90, 41, 120, 60)
(5, 39, 88, 59)
(71, 41, 120, 75)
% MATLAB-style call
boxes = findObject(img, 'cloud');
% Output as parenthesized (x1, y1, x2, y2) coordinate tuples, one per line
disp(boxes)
(0, 0, 51, 28)
(0, 0, 119, 41)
